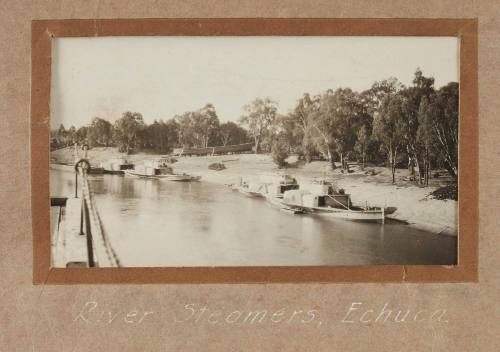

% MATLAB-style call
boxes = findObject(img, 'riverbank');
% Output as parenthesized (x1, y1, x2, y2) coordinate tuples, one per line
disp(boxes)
(51, 147, 457, 236)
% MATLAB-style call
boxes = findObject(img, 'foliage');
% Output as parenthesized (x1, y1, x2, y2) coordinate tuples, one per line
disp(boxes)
(374, 93, 406, 183)
(50, 68, 458, 186)
(218, 121, 248, 146)
(177, 104, 220, 148)
(430, 184, 457, 201)
(112, 111, 145, 154)
(138, 119, 179, 153)
(208, 162, 226, 171)
(271, 135, 290, 168)
(288, 93, 321, 162)
(240, 98, 278, 154)
(427, 82, 459, 179)
(88, 117, 113, 147)
(354, 125, 370, 170)
(307, 88, 366, 169)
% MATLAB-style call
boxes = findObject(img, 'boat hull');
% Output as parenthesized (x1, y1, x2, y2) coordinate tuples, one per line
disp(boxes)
(235, 187, 265, 198)
(124, 170, 200, 181)
(103, 169, 125, 175)
(281, 202, 385, 222)
(160, 174, 202, 182)
(264, 195, 305, 214)
(311, 207, 384, 222)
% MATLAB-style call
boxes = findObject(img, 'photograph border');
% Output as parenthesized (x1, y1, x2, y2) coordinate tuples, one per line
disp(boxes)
(31, 18, 478, 284)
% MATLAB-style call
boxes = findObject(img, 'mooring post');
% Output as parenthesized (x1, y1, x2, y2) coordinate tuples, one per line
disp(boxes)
(74, 171, 78, 198)
(79, 197, 84, 236)
(83, 199, 96, 267)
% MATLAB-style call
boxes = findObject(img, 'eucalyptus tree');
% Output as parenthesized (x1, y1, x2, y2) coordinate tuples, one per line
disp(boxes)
(417, 96, 436, 185)
(195, 104, 220, 148)
(218, 121, 249, 146)
(112, 111, 145, 154)
(239, 97, 278, 154)
(310, 88, 364, 170)
(288, 93, 321, 162)
(400, 69, 436, 183)
(373, 93, 406, 183)
(89, 117, 113, 147)
(428, 82, 459, 179)
(355, 125, 370, 170)
(176, 104, 220, 148)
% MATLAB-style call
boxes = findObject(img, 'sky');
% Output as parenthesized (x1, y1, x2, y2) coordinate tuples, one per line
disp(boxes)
(51, 36, 459, 128)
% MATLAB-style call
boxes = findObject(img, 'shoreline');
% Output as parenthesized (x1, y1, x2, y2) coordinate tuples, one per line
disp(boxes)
(173, 166, 457, 237)
(51, 147, 457, 237)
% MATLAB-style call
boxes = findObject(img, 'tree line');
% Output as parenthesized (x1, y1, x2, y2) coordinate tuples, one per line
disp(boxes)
(51, 69, 458, 185)
(51, 104, 250, 155)
(239, 69, 458, 185)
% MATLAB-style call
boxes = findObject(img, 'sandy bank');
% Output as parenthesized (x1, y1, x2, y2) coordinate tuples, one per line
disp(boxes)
(51, 147, 457, 236)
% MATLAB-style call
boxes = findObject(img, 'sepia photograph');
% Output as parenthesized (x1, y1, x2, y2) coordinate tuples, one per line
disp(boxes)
(49, 35, 459, 268)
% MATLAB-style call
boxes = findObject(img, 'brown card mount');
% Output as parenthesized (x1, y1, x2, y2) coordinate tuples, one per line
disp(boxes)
(32, 18, 478, 284)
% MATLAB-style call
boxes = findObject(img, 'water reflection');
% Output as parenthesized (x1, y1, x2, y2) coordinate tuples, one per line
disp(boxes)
(50, 170, 457, 267)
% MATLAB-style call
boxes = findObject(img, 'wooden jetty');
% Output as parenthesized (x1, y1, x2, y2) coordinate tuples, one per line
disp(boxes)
(51, 161, 120, 268)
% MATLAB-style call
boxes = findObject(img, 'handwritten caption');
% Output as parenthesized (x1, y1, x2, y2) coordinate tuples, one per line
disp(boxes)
(73, 301, 449, 327)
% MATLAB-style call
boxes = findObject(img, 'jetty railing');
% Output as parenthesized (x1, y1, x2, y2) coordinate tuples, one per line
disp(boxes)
(52, 159, 120, 268)
(80, 171, 121, 267)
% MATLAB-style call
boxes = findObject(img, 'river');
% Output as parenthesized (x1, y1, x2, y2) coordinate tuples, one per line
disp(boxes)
(50, 170, 457, 267)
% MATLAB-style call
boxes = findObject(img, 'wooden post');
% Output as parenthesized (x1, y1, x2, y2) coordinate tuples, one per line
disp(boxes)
(79, 198, 84, 235)
(83, 199, 95, 267)
(74, 172, 78, 198)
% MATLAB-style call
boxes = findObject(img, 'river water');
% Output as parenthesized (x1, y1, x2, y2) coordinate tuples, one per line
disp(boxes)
(50, 170, 457, 267)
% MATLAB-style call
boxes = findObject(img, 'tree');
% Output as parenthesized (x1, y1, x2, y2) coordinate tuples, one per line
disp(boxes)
(310, 89, 362, 170)
(140, 118, 179, 153)
(417, 96, 435, 185)
(374, 93, 406, 183)
(76, 126, 89, 145)
(89, 117, 113, 147)
(355, 125, 370, 170)
(240, 98, 278, 154)
(164, 118, 180, 149)
(218, 121, 248, 146)
(428, 82, 459, 179)
(176, 112, 195, 147)
(399, 69, 436, 183)
(67, 126, 77, 145)
(288, 93, 320, 162)
(196, 104, 220, 148)
(112, 111, 145, 154)
(177, 104, 220, 148)
(366, 78, 404, 113)
(56, 124, 68, 146)
(271, 133, 290, 168)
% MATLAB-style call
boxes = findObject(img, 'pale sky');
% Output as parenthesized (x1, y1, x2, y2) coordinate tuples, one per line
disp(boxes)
(51, 36, 458, 128)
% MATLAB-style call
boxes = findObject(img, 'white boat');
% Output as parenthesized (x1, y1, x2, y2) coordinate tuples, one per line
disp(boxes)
(235, 174, 299, 199)
(161, 173, 201, 182)
(258, 174, 304, 214)
(263, 193, 304, 214)
(124, 169, 201, 181)
(125, 157, 201, 181)
(281, 184, 390, 222)
(100, 158, 134, 175)
(305, 205, 386, 221)
(233, 178, 267, 198)
(235, 187, 265, 197)
(258, 174, 299, 198)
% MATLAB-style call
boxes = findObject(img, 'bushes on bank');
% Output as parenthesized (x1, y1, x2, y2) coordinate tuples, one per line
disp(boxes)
(208, 162, 226, 171)
(271, 139, 289, 168)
